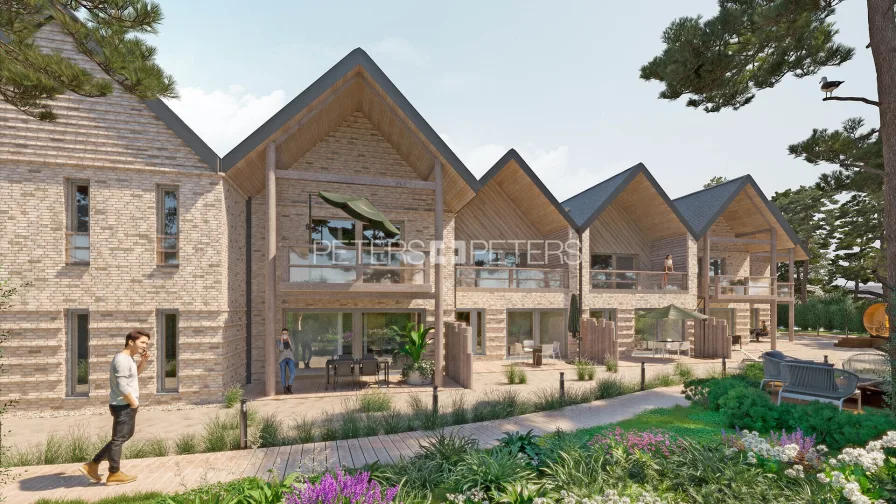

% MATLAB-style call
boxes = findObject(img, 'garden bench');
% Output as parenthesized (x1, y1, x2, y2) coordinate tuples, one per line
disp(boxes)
(841, 352, 889, 385)
(778, 361, 861, 411)
(760, 351, 832, 390)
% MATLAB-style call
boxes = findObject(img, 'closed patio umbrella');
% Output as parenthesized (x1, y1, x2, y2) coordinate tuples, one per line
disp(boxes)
(568, 293, 581, 359)
(317, 191, 400, 236)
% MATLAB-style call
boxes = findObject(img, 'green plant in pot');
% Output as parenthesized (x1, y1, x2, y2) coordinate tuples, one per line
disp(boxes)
(391, 322, 435, 385)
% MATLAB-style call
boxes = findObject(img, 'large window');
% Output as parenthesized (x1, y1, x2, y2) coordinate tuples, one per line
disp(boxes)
(635, 308, 686, 345)
(698, 258, 726, 277)
(286, 312, 353, 371)
(362, 223, 401, 246)
(66, 181, 90, 264)
(456, 310, 485, 355)
(68, 310, 90, 396)
(157, 187, 179, 265)
(506, 310, 567, 358)
(591, 254, 638, 289)
(311, 219, 356, 246)
(363, 312, 421, 357)
(473, 250, 527, 268)
(158, 311, 179, 392)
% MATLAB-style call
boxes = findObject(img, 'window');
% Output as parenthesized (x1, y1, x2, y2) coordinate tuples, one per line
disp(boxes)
(699, 258, 726, 277)
(311, 219, 356, 246)
(66, 181, 90, 264)
(591, 254, 638, 289)
(68, 310, 90, 396)
(590, 254, 638, 270)
(157, 187, 179, 265)
(158, 311, 179, 392)
(472, 250, 527, 268)
(456, 310, 485, 355)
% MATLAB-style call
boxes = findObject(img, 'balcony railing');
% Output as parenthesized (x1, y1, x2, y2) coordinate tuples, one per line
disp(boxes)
(65, 232, 89, 264)
(456, 267, 569, 290)
(777, 282, 794, 299)
(590, 270, 687, 291)
(285, 245, 429, 290)
(698, 275, 793, 299)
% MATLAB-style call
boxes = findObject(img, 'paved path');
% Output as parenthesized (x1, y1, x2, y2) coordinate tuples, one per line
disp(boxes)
(0, 386, 688, 503)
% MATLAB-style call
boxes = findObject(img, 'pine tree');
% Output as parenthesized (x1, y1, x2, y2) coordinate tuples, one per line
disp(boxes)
(771, 186, 834, 303)
(703, 176, 729, 189)
(0, 0, 176, 121)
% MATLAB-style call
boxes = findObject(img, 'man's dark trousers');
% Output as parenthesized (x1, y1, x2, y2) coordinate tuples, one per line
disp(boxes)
(91, 404, 137, 473)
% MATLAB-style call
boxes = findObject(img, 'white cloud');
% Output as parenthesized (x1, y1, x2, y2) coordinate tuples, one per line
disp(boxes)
(370, 37, 429, 64)
(164, 86, 289, 155)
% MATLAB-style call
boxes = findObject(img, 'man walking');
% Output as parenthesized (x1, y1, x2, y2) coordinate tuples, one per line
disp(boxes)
(79, 330, 150, 485)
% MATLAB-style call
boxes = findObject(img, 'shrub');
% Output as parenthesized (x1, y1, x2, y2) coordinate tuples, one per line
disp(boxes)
(742, 362, 764, 382)
(497, 429, 543, 465)
(290, 415, 316, 444)
(174, 432, 200, 455)
(717, 387, 778, 433)
(223, 384, 244, 408)
(673, 362, 694, 381)
(531, 387, 564, 412)
(778, 401, 896, 451)
(589, 427, 681, 457)
(339, 411, 364, 439)
(202, 414, 240, 452)
(379, 410, 409, 435)
(605, 354, 618, 373)
(357, 390, 393, 414)
(258, 413, 282, 448)
(683, 376, 753, 410)
(595, 376, 633, 400)
(645, 372, 679, 389)
(574, 359, 596, 381)
(447, 446, 535, 494)
(448, 392, 470, 425)
(503, 363, 527, 384)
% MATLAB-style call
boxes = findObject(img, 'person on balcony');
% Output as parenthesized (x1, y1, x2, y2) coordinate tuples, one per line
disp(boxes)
(278, 329, 297, 394)
(662, 254, 674, 289)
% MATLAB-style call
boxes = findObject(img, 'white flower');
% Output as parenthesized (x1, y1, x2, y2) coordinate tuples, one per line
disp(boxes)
(816, 473, 830, 484)
(816, 445, 829, 454)
(842, 482, 872, 504)
(784, 465, 804, 478)
(831, 471, 846, 487)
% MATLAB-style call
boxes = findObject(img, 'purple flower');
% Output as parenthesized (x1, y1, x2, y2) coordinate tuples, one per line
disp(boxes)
(284, 468, 400, 504)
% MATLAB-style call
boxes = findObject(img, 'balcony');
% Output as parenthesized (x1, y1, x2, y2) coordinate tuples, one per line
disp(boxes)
(589, 270, 687, 292)
(283, 245, 430, 293)
(456, 267, 569, 291)
(698, 276, 794, 300)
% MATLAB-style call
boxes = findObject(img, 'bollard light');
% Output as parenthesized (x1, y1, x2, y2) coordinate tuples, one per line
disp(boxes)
(432, 385, 439, 416)
(239, 398, 248, 449)
(722, 356, 727, 376)
(559, 372, 565, 400)
(640, 362, 645, 391)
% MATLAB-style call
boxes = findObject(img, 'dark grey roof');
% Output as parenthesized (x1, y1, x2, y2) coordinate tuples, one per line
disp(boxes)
(221, 48, 480, 192)
(477, 149, 579, 230)
(560, 163, 697, 235)
(2, 13, 220, 172)
(672, 176, 810, 257)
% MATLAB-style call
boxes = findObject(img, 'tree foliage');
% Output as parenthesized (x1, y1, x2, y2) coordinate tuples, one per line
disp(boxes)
(0, 0, 176, 121)
(703, 176, 729, 188)
(639, 0, 853, 113)
(771, 186, 833, 301)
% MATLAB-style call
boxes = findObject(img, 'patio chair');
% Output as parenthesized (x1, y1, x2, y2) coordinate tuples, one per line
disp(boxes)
(332, 361, 354, 390)
(337, 354, 354, 361)
(522, 339, 535, 353)
(760, 351, 832, 390)
(677, 341, 691, 358)
(359, 358, 380, 387)
(541, 344, 553, 361)
(779, 362, 861, 411)
(551, 341, 561, 360)
(508, 342, 523, 360)
(841, 353, 889, 384)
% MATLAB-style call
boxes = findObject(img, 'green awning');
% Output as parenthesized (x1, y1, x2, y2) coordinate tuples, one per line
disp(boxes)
(638, 304, 708, 320)
(317, 191, 400, 236)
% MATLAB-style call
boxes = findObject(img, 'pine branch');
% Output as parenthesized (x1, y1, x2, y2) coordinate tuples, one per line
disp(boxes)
(872, 269, 894, 291)
(840, 162, 887, 176)
(822, 96, 880, 106)
(857, 289, 885, 299)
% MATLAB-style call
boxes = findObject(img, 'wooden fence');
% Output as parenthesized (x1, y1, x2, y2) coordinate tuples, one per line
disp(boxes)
(580, 317, 618, 364)
(444, 321, 473, 388)
(694, 317, 731, 359)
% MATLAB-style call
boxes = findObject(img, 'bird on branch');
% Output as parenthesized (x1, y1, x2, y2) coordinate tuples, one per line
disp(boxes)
(819, 77, 845, 98)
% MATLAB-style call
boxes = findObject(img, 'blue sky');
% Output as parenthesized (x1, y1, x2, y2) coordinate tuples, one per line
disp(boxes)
(152, 0, 880, 202)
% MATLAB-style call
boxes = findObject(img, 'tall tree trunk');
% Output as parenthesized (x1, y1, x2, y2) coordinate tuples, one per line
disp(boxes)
(867, 0, 896, 408)
(800, 261, 809, 304)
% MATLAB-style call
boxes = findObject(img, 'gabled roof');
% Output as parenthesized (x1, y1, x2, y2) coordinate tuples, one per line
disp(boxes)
(561, 163, 698, 236)
(221, 48, 479, 191)
(1, 13, 219, 172)
(476, 149, 579, 231)
(672, 176, 810, 258)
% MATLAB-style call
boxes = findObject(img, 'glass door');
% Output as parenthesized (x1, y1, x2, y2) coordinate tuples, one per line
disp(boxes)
(286, 312, 352, 373)
(456, 310, 485, 355)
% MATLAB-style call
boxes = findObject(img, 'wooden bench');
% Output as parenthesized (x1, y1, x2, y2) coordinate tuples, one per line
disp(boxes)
(778, 362, 861, 411)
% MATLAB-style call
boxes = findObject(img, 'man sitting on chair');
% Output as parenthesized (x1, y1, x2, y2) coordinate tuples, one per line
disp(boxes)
(758, 320, 769, 337)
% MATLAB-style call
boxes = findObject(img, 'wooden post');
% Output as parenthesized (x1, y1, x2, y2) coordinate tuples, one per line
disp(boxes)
(702, 234, 711, 314)
(264, 142, 277, 397)
(770, 228, 777, 351)
(788, 248, 795, 342)
(433, 158, 444, 388)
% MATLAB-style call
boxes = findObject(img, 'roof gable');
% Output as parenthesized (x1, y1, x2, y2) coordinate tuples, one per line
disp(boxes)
(475, 149, 579, 232)
(561, 164, 697, 237)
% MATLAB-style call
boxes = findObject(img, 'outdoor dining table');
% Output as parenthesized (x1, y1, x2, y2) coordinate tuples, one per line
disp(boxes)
(325, 357, 391, 387)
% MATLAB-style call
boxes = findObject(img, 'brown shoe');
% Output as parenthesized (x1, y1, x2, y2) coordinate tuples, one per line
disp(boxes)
(105, 471, 137, 485)
(78, 461, 102, 483)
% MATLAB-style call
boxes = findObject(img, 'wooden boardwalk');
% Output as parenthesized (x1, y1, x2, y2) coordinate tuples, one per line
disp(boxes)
(0, 387, 688, 504)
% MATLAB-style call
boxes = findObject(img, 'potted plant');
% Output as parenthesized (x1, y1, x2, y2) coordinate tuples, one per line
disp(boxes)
(390, 322, 435, 385)
(730, 278, 746, 295)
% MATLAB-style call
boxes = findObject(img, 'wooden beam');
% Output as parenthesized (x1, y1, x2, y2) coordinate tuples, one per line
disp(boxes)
(788, 248, 795, 342)
(711, 237, 772, 245)
(749, 249, 798, 257)
(770, 228, 777, 351)
(265, 142, 277, 397)
(273, 76, 359, 145)
(434, 159, 444, 388)
(275, 170, 436, 190)
(735, 229, 772, 238)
